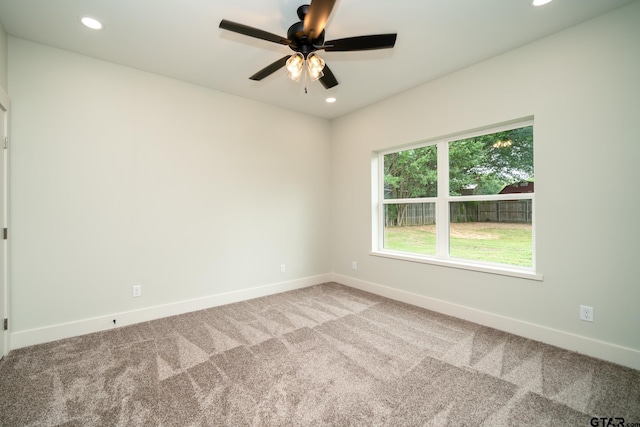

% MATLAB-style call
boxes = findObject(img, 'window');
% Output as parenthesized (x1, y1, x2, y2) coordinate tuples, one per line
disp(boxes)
(374, 120, 537, 278)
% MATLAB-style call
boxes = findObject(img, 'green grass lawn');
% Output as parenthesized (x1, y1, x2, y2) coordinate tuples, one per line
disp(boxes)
(384, 222, 532, 266)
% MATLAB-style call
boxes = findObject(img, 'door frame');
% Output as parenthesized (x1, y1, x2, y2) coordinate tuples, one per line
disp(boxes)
(0, 86, 9, 358)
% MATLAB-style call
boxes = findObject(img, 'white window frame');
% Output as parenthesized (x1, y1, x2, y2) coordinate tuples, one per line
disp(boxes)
(371, 119, 542, 281)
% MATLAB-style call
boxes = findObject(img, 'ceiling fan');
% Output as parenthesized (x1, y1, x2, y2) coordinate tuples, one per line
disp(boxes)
(219, 0, 397, 90)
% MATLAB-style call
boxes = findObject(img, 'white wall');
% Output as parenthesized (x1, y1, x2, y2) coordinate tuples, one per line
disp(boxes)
(331, 1, 640, 368)
(8, 38, 332, 337)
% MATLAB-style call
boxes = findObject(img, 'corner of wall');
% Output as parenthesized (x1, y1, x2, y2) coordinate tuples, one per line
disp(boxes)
(0, 22, 8, 92)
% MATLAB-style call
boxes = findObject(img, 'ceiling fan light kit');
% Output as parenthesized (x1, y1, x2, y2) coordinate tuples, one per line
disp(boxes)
(286, 52, 305, 82)
(219, 0, 397, 92)
(306, 53, 326, 82)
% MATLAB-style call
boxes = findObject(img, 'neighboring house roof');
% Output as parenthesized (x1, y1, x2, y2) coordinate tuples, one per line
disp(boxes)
(500, 181, 534, 194)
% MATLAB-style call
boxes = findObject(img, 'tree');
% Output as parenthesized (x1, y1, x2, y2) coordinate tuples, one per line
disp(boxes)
(449, 126, 533, 195)
(384, 146, 437, 226)
(384, 145, 438, 199)
(384, 126, 533, 226)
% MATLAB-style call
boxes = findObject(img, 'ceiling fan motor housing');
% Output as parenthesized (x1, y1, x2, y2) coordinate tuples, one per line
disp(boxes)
(287, 21, 324, 57)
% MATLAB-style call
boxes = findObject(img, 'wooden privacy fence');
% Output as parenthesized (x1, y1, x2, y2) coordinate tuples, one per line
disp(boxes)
(474, 200, 532, 223)
(385, 200, 532, 226)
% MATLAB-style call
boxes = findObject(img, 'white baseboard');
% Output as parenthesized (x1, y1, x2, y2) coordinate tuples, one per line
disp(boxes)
(11, 272, 639, 371)
(10, 274, 332, 350)
(332, 274, 640, 371)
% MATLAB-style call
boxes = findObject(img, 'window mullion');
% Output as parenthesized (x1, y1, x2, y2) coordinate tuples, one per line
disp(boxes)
(376, 152, 384, 251)
(436, 140, 449, 257)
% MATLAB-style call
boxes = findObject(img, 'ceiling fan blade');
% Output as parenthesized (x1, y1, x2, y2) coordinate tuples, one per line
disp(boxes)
(323, 34, 397, 51)
(220, 20, 291, 46)
(249, 56, 290, 81)
(303, 0, 336, 40)
(319, 64, 338, 89)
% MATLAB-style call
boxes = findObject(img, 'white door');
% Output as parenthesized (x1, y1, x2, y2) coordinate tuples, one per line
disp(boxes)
(0, 95, 7, 358)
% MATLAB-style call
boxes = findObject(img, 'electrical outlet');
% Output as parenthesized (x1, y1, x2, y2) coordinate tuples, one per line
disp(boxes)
(280, 264, 286, 274)
(580, 305, 594, 322)
(132, 285, 142, 298)
(352, 261, 358, 270)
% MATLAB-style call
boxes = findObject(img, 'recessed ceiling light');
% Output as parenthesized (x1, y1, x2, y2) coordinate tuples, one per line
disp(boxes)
(326, 97, 336, 103)
(80, 16, 103, 30)
(532, 0, 553, 6)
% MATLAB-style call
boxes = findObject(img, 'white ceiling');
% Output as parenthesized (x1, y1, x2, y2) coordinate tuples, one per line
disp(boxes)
(0, 0, 634, 119)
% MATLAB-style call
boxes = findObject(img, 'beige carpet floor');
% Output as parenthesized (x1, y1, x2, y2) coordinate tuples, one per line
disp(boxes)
(0, 282, 638, 426)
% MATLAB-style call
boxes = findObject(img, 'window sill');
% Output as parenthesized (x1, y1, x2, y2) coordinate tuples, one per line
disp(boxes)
(369, 250, 543, 281)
